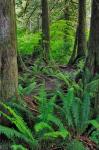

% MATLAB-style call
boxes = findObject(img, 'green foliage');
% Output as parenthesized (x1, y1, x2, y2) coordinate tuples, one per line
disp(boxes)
(0, 103, 37, 148)
(17, 29, 41, 55)
(90, 120, 99, 129)
(0, 73, 98, 149)
(18, 82, 36, 96)
(35, 86, 69, 140)
(90, 130, 99, 144)
(50, 20, 74, 64)
(58, 88, 91, 135)
(66, 139, 86, 150)
(11, 144, 27, 150)
(0, 125, 33, 143)
(17, 20, 74, 64)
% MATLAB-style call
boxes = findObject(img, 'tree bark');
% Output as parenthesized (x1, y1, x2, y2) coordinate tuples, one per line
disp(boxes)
(77, 0, 87, 58)
(68, 26, 78, 65)
(0, 0, 18, 99)
(41, 0, 50, 63)
(68, 0, 87, 64)
(87, 0, 99, 74)
(86, 0, 99, 116)
(76, 0, 87, 59)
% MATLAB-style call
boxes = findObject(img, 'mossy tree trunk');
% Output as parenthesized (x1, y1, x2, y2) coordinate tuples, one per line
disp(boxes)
(87, 0, 99, 74)
(69, 0, 87, 64)
(0, 0, 18, 99)
(86, 0, 99, 115)
(41, 0, 50, 63)
(68, 26, 78, 65)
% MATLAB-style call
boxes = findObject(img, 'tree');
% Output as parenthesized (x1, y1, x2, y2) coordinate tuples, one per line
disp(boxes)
(0, 0, 18, 99)
(41, 0, 50, 63)
(87, 0, 99, 75)
(77, 0, 87, 58)
(86, 0, 99, 115)
(68, 26, 78, 65)
(68, 0, 87, 64)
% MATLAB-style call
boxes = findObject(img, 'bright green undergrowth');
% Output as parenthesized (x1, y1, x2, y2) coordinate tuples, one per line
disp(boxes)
(17, 20, 74, 64)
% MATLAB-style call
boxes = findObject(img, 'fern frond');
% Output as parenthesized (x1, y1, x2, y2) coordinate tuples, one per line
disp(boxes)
(72, 97, 81, 131)
(0, 103, 37, 145)
(66, 139, 86, 150)
(59, 88, 74, 126)
(35, 122, 54, 132)
(11, 144, 27, 150)
(90, 120, 99, 129)
(80, 91, 90, 133)
(0, 125, 35, 146)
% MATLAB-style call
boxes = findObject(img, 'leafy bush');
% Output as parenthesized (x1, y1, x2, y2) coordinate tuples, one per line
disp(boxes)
(50, 20, 74, 64)
(17, 29, 41, 55)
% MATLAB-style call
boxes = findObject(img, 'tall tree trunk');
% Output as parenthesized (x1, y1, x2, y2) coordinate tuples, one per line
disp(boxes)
(0, 0, 18, 99)
(68, 26, 78, 65)
(87, 0, 99, 74)
(41, 0, 50, 63)
(86, 0, 99, 115)
(77, 0, 87, 59)
(63, 0, 70, 51)
(68, 0, 87, 65)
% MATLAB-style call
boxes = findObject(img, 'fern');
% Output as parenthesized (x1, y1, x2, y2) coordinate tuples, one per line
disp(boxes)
(37, 86, 56, 122)
(58, 87, 92, 135)
(11, 144, 27, 150)
(72, 97, 81, 131)
(35, 86, 69, 139)
(90, 130, 99, 144)
(66, 139, 87, 150)
(44, 130, 68, 139)
(90, 120, 99, 129)
(7, 101, 36, 121)
(80, 91, 91, 133)
(35, 122, 54, 132)
(58, 88, 74, 127)
(18, 82, 36, 96)
(0, 103, 37, 147)
(0, 125, 35, 146)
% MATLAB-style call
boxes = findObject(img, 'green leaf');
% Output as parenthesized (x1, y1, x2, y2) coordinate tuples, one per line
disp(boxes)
(35, 122, 54, 132)
(90, 120, 99, 129)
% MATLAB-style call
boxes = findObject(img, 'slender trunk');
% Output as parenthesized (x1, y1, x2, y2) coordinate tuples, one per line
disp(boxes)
(0, 0, 18, 99)
(68, 26, 78, 65)
(68, 0, 87, 64)
(76, 0, 87, 59)
(41, 0, 50, 63)
(64, 0, 70, 52)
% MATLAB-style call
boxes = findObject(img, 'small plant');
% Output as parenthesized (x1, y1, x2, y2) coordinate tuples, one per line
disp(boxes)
(58, 87, 96, 136)
(34, 86, 69, 140)
(0, 103, 37, 149)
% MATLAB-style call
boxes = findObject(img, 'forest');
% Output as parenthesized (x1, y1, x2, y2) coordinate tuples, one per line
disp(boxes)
(0, 0, 99, 150)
